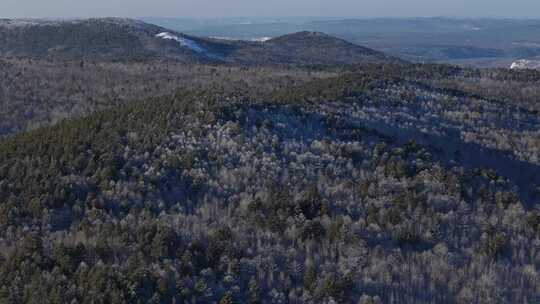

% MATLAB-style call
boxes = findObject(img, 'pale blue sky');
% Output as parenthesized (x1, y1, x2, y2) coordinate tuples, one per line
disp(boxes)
(2, 0, 540, 19)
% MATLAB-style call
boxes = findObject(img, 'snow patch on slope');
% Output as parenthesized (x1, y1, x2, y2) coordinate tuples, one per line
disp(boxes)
(252, 37, 272, 42)
(210, 36, 273, 42)
(156, 32, 206, 54)
(510, 59, 540, 70)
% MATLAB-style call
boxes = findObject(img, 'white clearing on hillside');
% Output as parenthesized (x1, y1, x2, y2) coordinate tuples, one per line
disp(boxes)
(156, 32, 206, 54)
(252, 37, 272, 42)
(510, 59, 540, 70)
(209, 36, 273, 43)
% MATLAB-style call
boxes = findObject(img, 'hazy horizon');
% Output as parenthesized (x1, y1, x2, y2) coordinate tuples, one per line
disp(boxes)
(2, 0, 540, 19)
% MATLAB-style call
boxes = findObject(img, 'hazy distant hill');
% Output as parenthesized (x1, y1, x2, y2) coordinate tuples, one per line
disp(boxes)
(145, 16, 540, 67)
(221, 31, 401, 65)
(0, 18, 401, 65)
(0, 18, 222, 62)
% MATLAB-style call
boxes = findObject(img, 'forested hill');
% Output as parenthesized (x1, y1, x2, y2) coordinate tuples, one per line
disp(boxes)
(0, 18, 400, 65)
(0, 59, 336, 136)
(0, 65, 539, 303)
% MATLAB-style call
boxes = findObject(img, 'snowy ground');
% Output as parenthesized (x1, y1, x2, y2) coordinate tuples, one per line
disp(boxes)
(156, 32, 206, 54)
(510, 59, 540, 70)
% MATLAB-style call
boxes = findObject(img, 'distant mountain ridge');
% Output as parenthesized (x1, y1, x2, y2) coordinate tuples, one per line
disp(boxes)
(0, 18, 209, 62)
(231, 31, 396, 65)
(0, 18, 402, 65)
(144, 16, 540, 67)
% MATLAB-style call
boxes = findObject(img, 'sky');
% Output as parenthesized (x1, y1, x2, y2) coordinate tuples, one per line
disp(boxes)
(2, 0, 540, 19)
